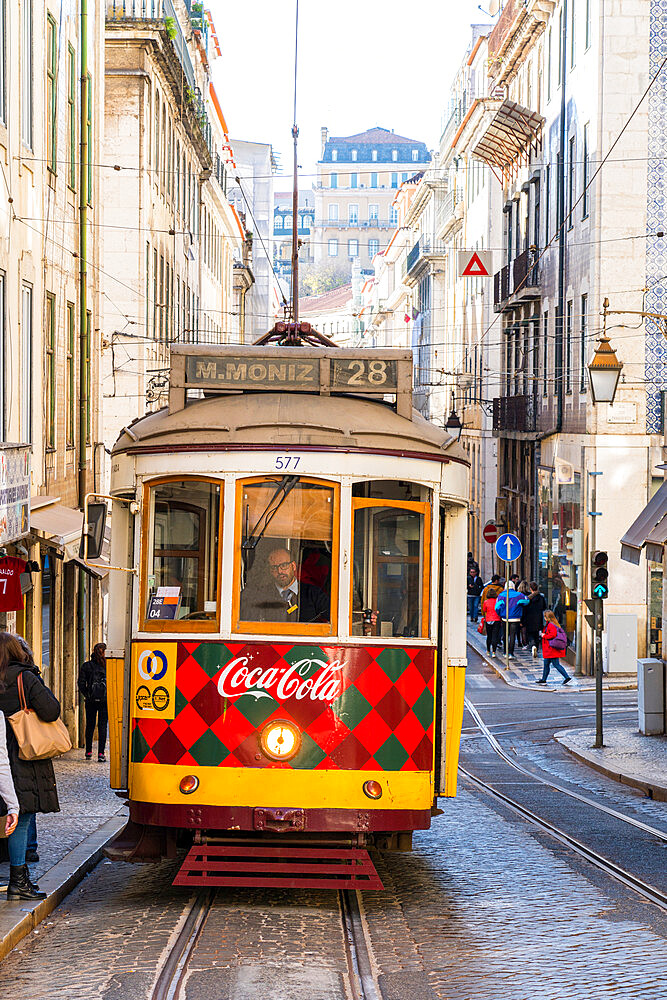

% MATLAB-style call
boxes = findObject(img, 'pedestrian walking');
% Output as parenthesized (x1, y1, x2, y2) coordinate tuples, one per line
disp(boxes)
(0, 711, 19, 838)
(480, 574, 503, 608)
(522, 582, 547, 657)
(536, 611, 572, 685)
(467, 567, 484, 623)
(78, 643, 108, 762)
(0, 633, 61, 900)
(467, 551, 480, 575)
(494, 581, 529, 658)
(482, 591, 502, 657)
(12, 636, 40, 861)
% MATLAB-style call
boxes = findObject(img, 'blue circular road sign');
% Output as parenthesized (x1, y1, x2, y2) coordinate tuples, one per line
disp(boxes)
(495, 532, 522, 563)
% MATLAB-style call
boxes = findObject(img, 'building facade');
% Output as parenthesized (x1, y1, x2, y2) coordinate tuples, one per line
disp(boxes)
(0, 0, 105, 738)
(273, 190, 314, 284)
(103, 0, 242, 449)
(313, 127, 431, 277)
(477, 0, 663, 667)
(227, 139, 279, 341)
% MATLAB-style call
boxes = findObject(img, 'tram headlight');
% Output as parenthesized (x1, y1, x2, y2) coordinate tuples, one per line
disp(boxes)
(260, 721, 301, 762)
(179, 774, 199, 795)
(363, 780, 383, 800)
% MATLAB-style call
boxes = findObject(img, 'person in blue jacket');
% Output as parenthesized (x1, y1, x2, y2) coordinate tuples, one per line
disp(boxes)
(495, 582, 529, 659)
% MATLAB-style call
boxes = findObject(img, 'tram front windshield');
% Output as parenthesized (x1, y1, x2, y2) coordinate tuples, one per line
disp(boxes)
(238, 479, 335, 629)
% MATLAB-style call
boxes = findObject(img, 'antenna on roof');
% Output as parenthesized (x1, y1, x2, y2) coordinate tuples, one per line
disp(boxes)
(290, 0, 300, 324)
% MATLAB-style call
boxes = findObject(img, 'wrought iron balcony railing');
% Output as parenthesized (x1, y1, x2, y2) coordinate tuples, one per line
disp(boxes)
(492, 394, 537, 433)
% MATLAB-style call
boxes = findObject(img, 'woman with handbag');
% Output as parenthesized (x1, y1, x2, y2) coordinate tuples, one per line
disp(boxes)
(0, 712, 19, 838)
(0, 633, 61, 900)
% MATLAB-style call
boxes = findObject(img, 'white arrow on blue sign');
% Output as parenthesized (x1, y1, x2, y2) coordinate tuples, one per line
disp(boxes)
(495, 532, 522, 563)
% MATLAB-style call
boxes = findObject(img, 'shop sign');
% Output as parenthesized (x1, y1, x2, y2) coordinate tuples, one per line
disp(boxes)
(0, 445, 30, 546)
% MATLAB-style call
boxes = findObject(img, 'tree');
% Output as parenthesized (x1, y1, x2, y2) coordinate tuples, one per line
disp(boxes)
(298, 262, 350, 297)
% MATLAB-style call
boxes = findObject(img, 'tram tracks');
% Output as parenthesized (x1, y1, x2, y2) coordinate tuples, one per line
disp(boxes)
(461, 696, 667, 912)
(150, 887, 381, 1000)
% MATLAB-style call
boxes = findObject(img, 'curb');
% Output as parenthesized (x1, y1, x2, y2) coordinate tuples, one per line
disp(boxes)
(554, 733, 667, 803)
(0, 814, 126, 961)
(466, 640, 637, 692)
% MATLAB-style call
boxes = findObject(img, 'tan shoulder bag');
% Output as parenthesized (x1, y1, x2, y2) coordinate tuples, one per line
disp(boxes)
(9, 672, 72, 761)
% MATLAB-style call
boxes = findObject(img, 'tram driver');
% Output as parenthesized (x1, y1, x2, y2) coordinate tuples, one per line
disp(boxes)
(241, 546, 329, 624)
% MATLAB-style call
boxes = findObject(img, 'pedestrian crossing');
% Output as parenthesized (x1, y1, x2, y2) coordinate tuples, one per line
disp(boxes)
(466, 674, 494, 689)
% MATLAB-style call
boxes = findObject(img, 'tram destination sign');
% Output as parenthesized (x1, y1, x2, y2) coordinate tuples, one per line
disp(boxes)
(184, 354, 399, 393)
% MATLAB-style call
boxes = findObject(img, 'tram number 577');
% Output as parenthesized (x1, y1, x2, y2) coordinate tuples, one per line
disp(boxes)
(331, 359, 397, 390)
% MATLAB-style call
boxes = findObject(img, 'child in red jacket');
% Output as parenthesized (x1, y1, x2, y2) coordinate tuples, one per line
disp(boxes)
(536, 610, 572, 685)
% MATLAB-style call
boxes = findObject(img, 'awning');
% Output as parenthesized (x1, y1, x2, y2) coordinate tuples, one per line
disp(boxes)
(620, 481, 667, 564)
(471, 99, 545, 174)
(29, 498, 109, 577)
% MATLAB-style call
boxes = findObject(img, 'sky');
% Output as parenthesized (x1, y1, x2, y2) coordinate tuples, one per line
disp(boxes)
(210, 0, 493, 187)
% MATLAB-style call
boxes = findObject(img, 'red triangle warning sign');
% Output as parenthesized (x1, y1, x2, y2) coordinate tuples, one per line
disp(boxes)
(461, 252, 490, 277)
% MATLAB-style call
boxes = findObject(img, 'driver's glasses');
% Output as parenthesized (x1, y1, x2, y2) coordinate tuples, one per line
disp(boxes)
(269, 561, 293, 573)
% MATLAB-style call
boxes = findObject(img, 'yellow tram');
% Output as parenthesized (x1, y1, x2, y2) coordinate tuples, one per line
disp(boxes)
(92, 334, 469, 888)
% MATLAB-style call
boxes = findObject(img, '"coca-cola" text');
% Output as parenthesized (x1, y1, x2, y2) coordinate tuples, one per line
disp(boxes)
(216, 656, 344, 702)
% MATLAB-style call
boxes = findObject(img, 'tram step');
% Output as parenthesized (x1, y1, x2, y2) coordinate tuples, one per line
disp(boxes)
(172, 844, 384, 890)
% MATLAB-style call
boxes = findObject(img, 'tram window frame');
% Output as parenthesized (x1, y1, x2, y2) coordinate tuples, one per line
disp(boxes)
(350, 498, 431, 640)
(139, 475, 223, 633)
(232, 475, 340, 638)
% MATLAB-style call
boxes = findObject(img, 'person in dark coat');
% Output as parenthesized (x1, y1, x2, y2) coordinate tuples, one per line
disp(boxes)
(78, 643, 108, 762)
(0, 633, 61, 900)
(521, 582, 547, 657)
(241, 548, 329, 624)
(466, 567, 484, 622)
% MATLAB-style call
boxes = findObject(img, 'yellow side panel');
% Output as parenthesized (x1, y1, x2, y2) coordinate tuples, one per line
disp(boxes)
(107, 657, 125, 789)
(130, 762, 433, 811)
(443, 664, 466, 796)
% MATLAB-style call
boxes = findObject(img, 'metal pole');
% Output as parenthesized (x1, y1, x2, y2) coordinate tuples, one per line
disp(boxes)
(594, 597, 604, 746)
(504, 562, 510, 670)
(291, 125, 299, 322)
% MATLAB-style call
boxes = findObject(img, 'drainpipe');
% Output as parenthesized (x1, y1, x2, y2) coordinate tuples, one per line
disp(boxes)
(78, 0, 88, 507)
(78, 0, 89, 676)
(555, 0, 568, 438)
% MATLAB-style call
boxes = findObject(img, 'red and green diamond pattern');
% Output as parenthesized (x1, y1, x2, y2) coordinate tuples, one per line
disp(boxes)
(131, 643, 434, 771)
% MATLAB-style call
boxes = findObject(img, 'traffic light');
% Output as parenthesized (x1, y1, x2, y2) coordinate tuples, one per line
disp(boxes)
(590, 550, 609, 599)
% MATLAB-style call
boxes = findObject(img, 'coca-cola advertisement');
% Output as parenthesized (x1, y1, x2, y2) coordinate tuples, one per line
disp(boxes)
(131, 641, 435, 772)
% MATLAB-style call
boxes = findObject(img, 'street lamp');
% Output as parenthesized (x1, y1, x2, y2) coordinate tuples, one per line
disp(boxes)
(445, 406, 463, 442)
(588, 334, 624, 403)
(588, 299, 624, 404)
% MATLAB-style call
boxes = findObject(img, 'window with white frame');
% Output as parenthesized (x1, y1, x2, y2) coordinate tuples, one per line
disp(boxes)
(21, 283, 32, 439)
(348, 239, 359, 258)
(348, 204, 358, 225)
(328, 203, 338, 222)
(412, 149, 418, 161)
(392, 149, 397, 161)
(391, 172, 398, 188)
(332, 149, 338, 161)
(368, 239, 380, 257)
(21, 0, 33, 147)
(274, 214, 282, 230)
(371, 149, 378, 161)
(328, 239, 338, 257)
(369, 204, 378, 222)
(351, 149, 357, 161)
(0, 0, 5, 124)
(390, 206, 398, 225)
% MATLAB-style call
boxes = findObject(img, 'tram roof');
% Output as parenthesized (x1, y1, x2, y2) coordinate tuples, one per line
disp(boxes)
(112, 390, 468, 465)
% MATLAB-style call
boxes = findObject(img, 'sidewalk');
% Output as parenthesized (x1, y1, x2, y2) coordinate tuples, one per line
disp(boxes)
(0, 747, 127, 959)
(466, 619, 637, 692)
(555, 726, 667, 802)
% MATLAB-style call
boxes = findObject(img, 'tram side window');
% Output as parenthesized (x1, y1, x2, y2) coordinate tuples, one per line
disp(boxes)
(236, 478, 337, 633)
(351, 503, 429, 638)
(144, 480, 220, 625)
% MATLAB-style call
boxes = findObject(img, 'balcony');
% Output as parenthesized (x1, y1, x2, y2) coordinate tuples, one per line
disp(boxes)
(403, 236, 447, 285)
(435, 187, 463, 237)
(493, 247, 540, 311)
(106, 0, 197, 93)
(492, 394, 537, 434)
